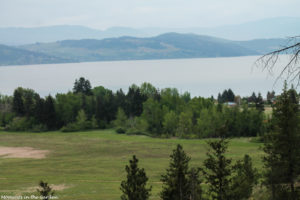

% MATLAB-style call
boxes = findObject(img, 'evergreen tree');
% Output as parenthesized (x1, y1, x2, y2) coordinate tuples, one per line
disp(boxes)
(37, 181, 55, 200)
(73, 77, 92, 95)
(202, 139, 232, 200)
(230, 155, 259, 200)
(255, 92, 265, 112)
(188, 167, 203, 200)
(161, 144, 201, 200)
(263, 83, 300, 200)
(23, 90, 35, 116)
(12, 88, 24, 115)
(227, 89, 235, 102)
(44, 95, 57, 129)
(217, 93, 222, 104)
(120, 155, 151, 200)
(126, 86, 147, 117)
(267, 91, 276, 104)
(249, 92, 257, 103)
(116, 89, 127, 111)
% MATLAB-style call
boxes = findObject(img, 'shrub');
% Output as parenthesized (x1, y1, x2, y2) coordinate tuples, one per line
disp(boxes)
(31, 124, 48, 132)
(6, 117, 32, 131)
(116, 127, 126, 134)
(61, 123, 80, 132)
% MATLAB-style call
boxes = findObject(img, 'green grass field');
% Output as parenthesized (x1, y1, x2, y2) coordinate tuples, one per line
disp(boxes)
(0, 130, 264, 200)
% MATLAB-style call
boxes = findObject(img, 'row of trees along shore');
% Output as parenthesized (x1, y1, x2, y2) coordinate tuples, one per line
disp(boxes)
(0, 77, 296, 139)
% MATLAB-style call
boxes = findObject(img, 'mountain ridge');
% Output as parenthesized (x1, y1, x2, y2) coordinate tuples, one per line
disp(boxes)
(0, 32, 289, 66)
(0, 17, 299, 45)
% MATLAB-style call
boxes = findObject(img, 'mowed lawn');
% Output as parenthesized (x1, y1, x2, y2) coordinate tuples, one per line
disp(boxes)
(0, 130, 264, 200)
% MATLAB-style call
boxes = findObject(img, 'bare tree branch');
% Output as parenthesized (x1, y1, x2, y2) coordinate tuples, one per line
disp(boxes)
(256, 36, 300, 87)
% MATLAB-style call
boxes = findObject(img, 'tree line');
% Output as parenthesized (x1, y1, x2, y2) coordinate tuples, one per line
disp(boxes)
(0, 77, 286, 139)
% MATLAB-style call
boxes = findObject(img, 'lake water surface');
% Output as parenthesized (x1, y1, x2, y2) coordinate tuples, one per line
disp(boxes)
(0, 56, 287, 97)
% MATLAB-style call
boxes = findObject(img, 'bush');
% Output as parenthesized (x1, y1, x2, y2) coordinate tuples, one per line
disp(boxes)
(61, 123, 80, 132)
(31, 124, 48, 132)
(126, 128, 146, 135)
(6, 117, 33, 131)
(116, 127, 126, 134)
(0, 112, 15, 127)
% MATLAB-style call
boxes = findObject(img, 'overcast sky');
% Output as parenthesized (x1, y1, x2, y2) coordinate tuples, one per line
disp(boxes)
(1, 0, 300, 29)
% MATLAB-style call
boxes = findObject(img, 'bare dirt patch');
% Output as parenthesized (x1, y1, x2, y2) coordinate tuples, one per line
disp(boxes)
(25, 184, 70, 193)
(0, 184, 71, 195)
(0, 146, 49, 159)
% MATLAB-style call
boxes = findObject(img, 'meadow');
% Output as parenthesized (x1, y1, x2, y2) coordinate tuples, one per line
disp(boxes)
(0, 130, 263, 200)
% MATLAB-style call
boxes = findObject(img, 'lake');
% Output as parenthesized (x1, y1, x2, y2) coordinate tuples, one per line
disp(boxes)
(0, 56, 287, 97)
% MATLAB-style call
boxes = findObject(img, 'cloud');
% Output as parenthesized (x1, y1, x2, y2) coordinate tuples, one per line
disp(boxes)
(0, 0, 299, 28)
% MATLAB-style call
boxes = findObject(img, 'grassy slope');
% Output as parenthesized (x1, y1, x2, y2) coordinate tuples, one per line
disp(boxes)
(0, 130, 263, 200)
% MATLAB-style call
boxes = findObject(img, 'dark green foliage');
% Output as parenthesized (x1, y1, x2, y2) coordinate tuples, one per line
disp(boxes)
(188, 168, 203, 200)
(5, 80, 266, 137)
(230, 155, 259, 200)
(116, 89, 127, 111)
(94, 87, 117, 125)
(37, 181, 55, 200)
(249, 92, 257, 103)
(202, 139, 232, 200)
(12, 88, 24, 115)
(55, 92, 82, 125)
(142, 98, 163, 134)
(116, 127, 126, 134)
(6, 116, 33, 131)
(161, 144, 202, 200)
(255, 92, 265, 112)
(217, 89, 235, 103)
(263, 83, 300, 200)
(267, 91, 275, 104)
(126, 85, 147, 117)
(73, 77, 92, 95)
(120, 155, 152, 200)
(43, 95, 57, 129)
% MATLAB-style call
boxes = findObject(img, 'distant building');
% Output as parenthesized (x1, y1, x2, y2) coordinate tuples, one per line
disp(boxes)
(224, 102, 237, 107)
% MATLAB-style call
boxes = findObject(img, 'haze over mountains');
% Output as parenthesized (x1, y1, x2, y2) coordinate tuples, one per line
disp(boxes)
(0, 17, 297, 66)
(0, 17, 299, 45)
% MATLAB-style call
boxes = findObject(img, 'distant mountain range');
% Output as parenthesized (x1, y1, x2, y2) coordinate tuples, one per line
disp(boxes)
(0, 17, 299, 45)
(0, 33, 289, 66)
(0, 44, 70, 66)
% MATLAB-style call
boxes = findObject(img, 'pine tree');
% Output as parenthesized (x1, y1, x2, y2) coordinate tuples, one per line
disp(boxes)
(12, 88, 24, 115)
(188, 167, 203, 200)
(120, 155, 151, 200)
(37, 181, 54, 200)
(255, 92, 264, 112)
(161, 144, 202, 200)
(230, 155, 259, 200)
(202, 139, 232, 200)
(263, 83, 300, 200)
(44, 95, 57, 130)
(73, 77, 92, 95)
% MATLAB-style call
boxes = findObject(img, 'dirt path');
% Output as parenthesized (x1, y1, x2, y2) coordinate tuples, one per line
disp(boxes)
(0, 146, 49, 159)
